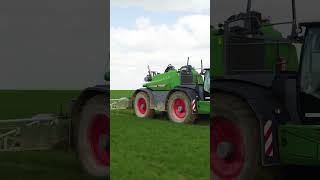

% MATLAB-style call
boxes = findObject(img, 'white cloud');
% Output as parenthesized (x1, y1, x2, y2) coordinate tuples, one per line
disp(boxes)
(111, 14, 210, 90)
(112, 0, 209, 13)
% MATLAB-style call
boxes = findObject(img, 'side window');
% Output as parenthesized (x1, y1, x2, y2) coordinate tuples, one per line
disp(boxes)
(311, 36, 320, 73)
(301, 28, 320, 99)
(204, 71, 210, 93)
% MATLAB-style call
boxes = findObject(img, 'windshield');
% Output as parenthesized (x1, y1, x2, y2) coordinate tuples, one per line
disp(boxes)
(204, 70, 210, 93)
(301, 27, 320, 99)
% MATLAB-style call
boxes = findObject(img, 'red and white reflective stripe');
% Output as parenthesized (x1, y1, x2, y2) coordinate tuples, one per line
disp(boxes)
(191, 99, 196, 112)
(264, 120, 273, 157)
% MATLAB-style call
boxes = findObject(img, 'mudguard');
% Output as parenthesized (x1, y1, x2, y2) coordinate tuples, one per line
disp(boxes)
(132, 88, 156, 109)
(70, 85, 109, 147)
(170, 86, 198, 102)
(73, 85, 109, 110)
(213, 80, 290, 166)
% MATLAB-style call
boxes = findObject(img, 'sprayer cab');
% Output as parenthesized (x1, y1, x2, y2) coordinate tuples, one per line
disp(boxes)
(225, 11, 263, 35)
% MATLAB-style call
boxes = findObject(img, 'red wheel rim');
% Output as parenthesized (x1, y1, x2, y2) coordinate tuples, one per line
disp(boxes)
(137, 98, 147, 114)
(89, 114, 109, 166)
(211, 117, 244, 179)
(172, 98, 186, 120)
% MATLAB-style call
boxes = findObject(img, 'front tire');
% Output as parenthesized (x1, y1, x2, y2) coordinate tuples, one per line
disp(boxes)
(77, 94, 109, 177)
(134, 91, 155, 118)
(167, 91, 196, 124)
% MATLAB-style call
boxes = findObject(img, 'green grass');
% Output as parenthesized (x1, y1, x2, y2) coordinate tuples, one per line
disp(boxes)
(110, 90, 210, 180)
(0, 90, 103, 180)
(0, 151, 100, 180)
(110, 90, 134, 99)
(0, 90, 80, 119)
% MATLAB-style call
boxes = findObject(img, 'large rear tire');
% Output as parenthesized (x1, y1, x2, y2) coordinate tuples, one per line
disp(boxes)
(77, 94, 109, 177)
(134, 91, 155, 118)
(211, 92, 281, 180)
(167, 91, 196, 124)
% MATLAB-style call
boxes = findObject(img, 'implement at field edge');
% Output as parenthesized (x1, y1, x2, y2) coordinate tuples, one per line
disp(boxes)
(110, 97, 131, 110)
(0, 114, 69, 151)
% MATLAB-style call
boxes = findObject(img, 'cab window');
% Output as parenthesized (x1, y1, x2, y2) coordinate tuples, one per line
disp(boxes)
(204, 71, 210, 93)
(301, 27, 320, 99)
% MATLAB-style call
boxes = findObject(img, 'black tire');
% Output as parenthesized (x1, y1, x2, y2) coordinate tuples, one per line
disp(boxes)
(134, 91, 155, 118)
(167, 91, 196, 124)
(211, 92, 281, 180)
(77, 94, 109, 177)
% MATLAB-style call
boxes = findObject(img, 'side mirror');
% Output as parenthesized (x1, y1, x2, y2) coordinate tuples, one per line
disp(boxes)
(297, 26, 303, 34)
(144, 74, 152, 82)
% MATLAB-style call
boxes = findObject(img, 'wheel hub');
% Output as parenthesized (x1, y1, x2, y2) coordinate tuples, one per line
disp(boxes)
(216, 141, 234, 160)
(211, 117, 244, 179)
(137, 98, 147, 114)
(172, 98, 186, 120)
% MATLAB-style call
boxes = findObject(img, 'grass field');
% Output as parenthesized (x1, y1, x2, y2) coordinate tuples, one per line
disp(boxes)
(110, 90, 133, 99)
(110, 90, 210, 180)
(0, 90, 80, 119)
(0, 90, 104, 180)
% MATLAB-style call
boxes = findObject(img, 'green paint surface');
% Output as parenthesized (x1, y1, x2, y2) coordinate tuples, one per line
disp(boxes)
(197, 100, 210, 114)
(278, 124, 320, 165)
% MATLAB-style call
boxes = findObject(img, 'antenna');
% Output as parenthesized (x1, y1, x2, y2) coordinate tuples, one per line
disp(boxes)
(246, 0, 252, 33)
(291, 0, 298, 38)
(201, 59, 204, 74)
(246, 0, 251, 12)
(147, 65, 152, 77)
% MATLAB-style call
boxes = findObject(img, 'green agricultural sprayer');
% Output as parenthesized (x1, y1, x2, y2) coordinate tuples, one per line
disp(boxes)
(129, 59, 210, 123)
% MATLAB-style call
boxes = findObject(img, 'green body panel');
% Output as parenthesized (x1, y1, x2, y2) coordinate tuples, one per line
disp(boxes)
(197, 100, 210, 114)
(143, 70, 181, 90)
(260, 25, 283, 39)
(211, 26, 299, 76)
(143, 68, 204, 91)
(194, 69, 204, 84)
(264, 43, 298, 72)
(211, 29, 225, 76)
(278, 124, 320, 165)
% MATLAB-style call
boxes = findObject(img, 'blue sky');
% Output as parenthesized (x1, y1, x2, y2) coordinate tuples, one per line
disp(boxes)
(110, 0, 210, 90)
(111, 4, 194, 29)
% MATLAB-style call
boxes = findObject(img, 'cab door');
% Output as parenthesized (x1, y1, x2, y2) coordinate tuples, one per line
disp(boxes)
(298, 27, 320, 123)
